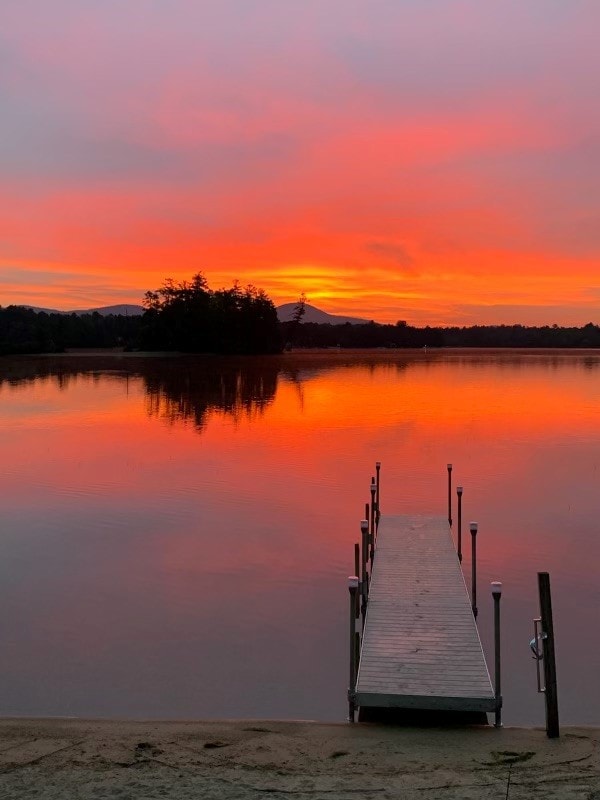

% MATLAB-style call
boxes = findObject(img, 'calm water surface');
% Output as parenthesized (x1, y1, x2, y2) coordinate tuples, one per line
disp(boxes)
(1, 350, 599, 725)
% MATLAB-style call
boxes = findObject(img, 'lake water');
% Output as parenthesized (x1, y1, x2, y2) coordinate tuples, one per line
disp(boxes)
(1, 350, 599, 725)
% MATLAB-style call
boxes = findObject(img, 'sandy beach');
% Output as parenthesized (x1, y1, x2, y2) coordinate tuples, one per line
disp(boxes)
(0, 719, 597, 799)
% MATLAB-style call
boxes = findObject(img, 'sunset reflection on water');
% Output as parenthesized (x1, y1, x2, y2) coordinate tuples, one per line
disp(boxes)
(0, 351, 599, 724)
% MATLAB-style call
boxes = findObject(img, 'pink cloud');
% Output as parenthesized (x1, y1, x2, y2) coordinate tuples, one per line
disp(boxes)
(1, 1, 599, 321)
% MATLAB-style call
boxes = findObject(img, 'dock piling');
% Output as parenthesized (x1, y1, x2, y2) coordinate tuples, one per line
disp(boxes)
(354, 543, 360, 617)
(447, 464, 453, 525)
(348, 576, 359, 722)
(375, 462, 381, 524)
(538, 572, 560, 738)
(370, 479, 377, 563)
(360, 519, 369, 624)
(470, 521, 478, 619)
(456, 486, 463, 562)
(355, 630, 360, 703)
(491, 581, 502, 727)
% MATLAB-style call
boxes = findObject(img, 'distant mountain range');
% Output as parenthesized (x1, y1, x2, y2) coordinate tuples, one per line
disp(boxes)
(16, 302, 371, 325)
(20, 303, 145, 316)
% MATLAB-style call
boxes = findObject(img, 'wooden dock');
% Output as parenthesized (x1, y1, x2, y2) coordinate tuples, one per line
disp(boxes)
(354, 514, 496, 716)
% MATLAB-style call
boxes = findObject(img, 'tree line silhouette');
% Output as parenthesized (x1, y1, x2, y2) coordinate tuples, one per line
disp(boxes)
(281, 320, 600, 349)
(2, 275, 600, 355)
(0, 305, 139, 355)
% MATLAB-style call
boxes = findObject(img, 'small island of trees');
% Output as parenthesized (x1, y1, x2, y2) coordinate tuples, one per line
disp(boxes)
(1, 274, 600, 355)
(139, 274, 281, 354)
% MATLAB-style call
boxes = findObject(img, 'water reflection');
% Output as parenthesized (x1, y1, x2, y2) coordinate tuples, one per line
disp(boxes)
(0, 355, 280, 431)
(1, 350, 600, 725)
(3, 349, 600, 432)
(143, 358, 279, 430)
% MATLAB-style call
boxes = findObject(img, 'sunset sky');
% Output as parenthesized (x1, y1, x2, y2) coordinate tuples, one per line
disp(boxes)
(1, 1, 599, 325)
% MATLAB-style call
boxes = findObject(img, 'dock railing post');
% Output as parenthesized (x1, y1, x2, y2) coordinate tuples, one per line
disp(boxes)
(370, 478, 376, 563)
(354, 543, 360, 618)
(365, 500, 372, 572)
(470, 522, 478, 619)
(491, 581, 502, 727)
(447, 464, 453, 525)
(348, 576, 359, 722)
(360, 520, 369, 625)
(538, 572, 560, 738)
(456, 486, 463, 562)
(375, 462, 381, 524)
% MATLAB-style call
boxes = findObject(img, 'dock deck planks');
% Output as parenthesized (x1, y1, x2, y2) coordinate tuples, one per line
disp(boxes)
(355, 514, 495, 713)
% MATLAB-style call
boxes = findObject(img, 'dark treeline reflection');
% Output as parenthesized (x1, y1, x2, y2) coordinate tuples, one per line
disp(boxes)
(143, 357, 279, 430)
(274, 349, 600, 378)
(2, 350, 600, 430)
(0, 355, 280, 431)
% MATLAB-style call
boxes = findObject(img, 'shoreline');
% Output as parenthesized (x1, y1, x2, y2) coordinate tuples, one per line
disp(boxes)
(35, 345, 600, 352)
(0, 718, 598, 798)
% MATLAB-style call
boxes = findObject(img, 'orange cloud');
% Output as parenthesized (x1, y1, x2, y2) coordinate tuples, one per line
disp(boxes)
(1, 1, 599, 323)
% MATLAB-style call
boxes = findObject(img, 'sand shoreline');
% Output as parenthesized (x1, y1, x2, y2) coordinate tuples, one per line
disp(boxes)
(0, 718, 598, 798)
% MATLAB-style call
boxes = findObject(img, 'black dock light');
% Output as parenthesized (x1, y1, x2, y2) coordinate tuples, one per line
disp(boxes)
(348, 575, 359, 722)
(470, 521, 478, 619)
(491, 581, 502, 727)
(456, 486, 463, 562)
(447, 464, 453, 525)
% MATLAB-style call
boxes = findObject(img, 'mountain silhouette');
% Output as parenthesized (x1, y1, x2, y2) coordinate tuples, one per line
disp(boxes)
(19, 304, 145, 316)
(276, 302, 369, 325)
(17, 301, 371, 325)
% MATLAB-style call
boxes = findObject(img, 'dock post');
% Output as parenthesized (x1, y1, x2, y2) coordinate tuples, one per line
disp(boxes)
(456, 486, 463, 562)
(447, 464, 453, 525)
(354, 627, 360, 709)
(354, 543, 360, 617)
(491, 581, 502, 727)
(470, 522, 478, 619)
(538, 572, 560, 738)
(360, 519, 369, 625)
(375, 462, 381, 524)
(370, 478, 377, 563)
(348, 576, 359, 722)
